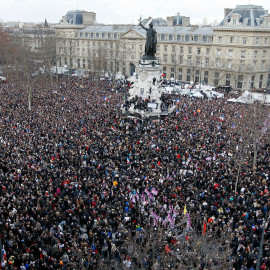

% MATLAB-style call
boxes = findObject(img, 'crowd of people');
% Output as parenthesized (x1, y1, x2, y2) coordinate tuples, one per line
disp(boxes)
(0, 76, 269, 270)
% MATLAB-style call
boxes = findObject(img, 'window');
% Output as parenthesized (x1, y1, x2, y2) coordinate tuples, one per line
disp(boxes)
(216, 48, 221, 56)
(179, 55, 183, 64)
(205, 57, 209, 66)
(218, 36, 222, 42)
(96, 33, 99, 38)
(228, 49, 233, 58)
(77, 58, 81, 68)
(108, 33, 111, 39)
(253, 50, 257, 58)
(169, 34, 173, 41)
(195, 70, 200, 82)
(262, 60, 266, 68)
(228, 59, 232, 69)
(178, 68, 182, 81)
(114, 33, 117, 39)
(251, 75, 255, 88)
(263, 50, 267, 57)
(264, 38, 268, 45)
(214, 72, 219, 86)
(180, 46, 184, 53)
(259, 74, 263, 88)
(164, 45, 168, 52)
(161, 34, 165, 41)
(177, 35, 181, 41)
(187, 56, 192, 65)
(241, 50, 246, 58)
(170, 67, 175, 78)
(188, 47, 192, 54)
(82, 59, 85, 69)
(185, 35, 190, 42)
(267, 74, 270, 88)
(197, 48, 201, 55)
(85, 33, 88, 38)
(172, 45, 175, 52)
(194, 35, 198, 41)
(187, 69, 191, 82)
(206, 48, 210, 55)
(237, 75, 243, 89)
(91, 33, 94, 38)
(171, 54, 176, 63)
(163, 54, 168, 62)
(225, 74, 231, 86)
(80, 32, 83, 37)
(196, 56, 201, 65)
(255, 37, 260, 44)
(204, 71, 208, 84)
(242, 37, 247, 44)
(230, 36, 234, 43)
(203, 35, 207, 42)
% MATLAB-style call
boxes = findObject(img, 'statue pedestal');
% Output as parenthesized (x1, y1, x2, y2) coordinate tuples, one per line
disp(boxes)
(122, 58, 176, 119)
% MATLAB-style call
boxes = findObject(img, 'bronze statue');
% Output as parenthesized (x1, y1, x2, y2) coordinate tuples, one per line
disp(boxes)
(139, 18, 157, 60)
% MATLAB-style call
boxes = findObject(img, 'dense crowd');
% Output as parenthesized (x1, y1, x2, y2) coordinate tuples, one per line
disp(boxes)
(0, 77, 269, 270)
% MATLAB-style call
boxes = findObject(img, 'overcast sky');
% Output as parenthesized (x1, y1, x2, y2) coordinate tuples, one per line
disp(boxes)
(0, 0, 269, 25)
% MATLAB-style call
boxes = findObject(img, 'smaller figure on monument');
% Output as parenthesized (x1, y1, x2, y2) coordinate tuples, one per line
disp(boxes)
(139, 18, 157, 60)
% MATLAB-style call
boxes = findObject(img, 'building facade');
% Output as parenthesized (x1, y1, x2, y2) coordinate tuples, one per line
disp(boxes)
(4, 21, 56, 68)
(55, 5, 270, 90)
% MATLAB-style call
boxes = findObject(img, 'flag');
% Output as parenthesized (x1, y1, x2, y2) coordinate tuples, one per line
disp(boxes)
(151, 187, 158, 196)
(1, 246, 7, 267)
(186, 213, 191, 231)
(165, 244, 171, 253)
(183, 205, 187, 215)
(202, 222, 207, 235)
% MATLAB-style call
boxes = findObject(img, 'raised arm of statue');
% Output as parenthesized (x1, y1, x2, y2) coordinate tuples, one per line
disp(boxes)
(138, 17, 148, 31)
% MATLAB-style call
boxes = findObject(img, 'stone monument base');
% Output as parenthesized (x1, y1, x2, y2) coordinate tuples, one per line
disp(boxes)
(121, 57, 175, 119)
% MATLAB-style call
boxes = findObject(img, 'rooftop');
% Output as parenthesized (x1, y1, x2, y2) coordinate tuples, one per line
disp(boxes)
(220, 5, 268, 27)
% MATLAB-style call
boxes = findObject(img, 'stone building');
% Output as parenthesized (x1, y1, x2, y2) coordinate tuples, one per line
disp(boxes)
(55, 5, 270, 90)
(5, 20, 56, 68)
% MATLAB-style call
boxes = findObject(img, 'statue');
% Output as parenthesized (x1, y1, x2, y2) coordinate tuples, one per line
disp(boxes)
(139, 18, 157, 60)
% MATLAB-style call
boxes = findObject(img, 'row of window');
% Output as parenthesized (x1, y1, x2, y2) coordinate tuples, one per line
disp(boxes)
(217, 35, 270, 45)
(163, 67, 270, 88)
(159, 34, 212, 43)
(75, 31, 213, 43)
(76, 32, 120, 39)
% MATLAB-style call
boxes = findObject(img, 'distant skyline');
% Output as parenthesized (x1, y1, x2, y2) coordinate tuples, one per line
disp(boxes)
(0, 0, 269, 25)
